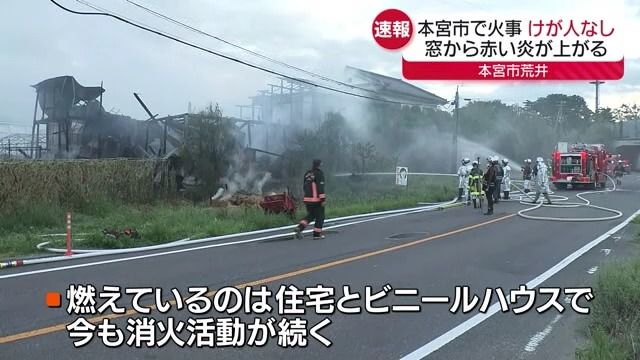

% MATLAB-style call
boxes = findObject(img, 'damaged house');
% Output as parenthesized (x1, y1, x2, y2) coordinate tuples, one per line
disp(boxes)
(29, 75, 181, 159)
(15, 69, 447, 202)
(240, 66, 448, 155)
(26, 75, 253, 200)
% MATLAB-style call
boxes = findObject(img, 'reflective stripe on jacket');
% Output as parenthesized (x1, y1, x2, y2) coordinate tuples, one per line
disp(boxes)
(303, 168, 326, 203)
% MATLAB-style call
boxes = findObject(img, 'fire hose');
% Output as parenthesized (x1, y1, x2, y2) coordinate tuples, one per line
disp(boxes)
(503, 173, 623, 222)
(9, 171, 626, 268)
(31, 197, 462, 258)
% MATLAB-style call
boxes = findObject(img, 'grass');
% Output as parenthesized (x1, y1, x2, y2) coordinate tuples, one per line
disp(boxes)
(576, 247, 640, 359)
(0, 175, 456, 259)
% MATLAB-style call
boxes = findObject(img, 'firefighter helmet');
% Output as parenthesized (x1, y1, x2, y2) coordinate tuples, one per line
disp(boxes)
(536, 157, 544, 163)
(462, 157, 471, 164)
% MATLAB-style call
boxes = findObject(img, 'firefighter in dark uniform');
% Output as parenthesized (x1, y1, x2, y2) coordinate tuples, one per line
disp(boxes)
(522, 159, 533, 194)
(483, 156, 498, 215)
(494, 157, 503, 202)
(294, 159, 326, 240)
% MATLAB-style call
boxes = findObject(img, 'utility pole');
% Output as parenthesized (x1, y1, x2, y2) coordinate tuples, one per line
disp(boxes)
(556, 100, 566, 134)
(451, 86, 460, 173)
(589, 80, 605, 120)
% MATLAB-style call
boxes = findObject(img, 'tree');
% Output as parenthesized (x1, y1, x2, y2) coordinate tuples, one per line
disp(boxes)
(279, 112, 353, 188)
(596, 107, 614, 123)
(613, 104, 640, 138)
(458, 100, 512, 139)
(352, 142, 376, 173)
(528, 94, 593, 134)
(180, 103, 239, 198)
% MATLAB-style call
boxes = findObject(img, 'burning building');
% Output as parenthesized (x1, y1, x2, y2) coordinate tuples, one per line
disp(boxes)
(240, 66, 448, 155)
(29, 75, 148, 159)
(27, 75, 248, 161)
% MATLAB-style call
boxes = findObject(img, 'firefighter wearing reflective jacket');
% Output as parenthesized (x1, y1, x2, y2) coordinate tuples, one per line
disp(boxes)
(468, 161, 484, 208)
(294, 159, 326, 240)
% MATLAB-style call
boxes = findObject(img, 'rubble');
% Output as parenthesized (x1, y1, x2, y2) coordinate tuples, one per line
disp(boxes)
(210, 190, 264, 208)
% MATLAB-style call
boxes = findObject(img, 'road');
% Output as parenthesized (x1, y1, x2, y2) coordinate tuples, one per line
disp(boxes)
(1, 175, 639, 359)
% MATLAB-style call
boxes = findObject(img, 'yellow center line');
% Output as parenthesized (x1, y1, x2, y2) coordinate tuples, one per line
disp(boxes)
(0, 213, 516, 345)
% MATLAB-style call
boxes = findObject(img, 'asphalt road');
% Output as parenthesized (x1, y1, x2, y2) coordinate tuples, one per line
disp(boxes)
(1, 174, 639, 359)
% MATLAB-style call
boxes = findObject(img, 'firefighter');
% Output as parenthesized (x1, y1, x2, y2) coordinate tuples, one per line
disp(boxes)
(501, 158, 512, 200)
(531, 157, 552, 205)
(294, 159, 326, 240)
(614, 160, 625, 185)
(468, 160, 484, 208)
(522, 159, 532, 194)
(494, 157, 504, 202)
(457, 158, 471, 203)
(483, 156, 498, 215)
(607, 158, 616, 178)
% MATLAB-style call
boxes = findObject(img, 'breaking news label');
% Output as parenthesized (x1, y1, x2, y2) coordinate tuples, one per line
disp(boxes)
(372, 9, 625, 80)
(50, 283, 595, 349)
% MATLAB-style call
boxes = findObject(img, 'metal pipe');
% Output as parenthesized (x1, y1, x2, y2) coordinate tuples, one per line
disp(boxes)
(451, 86, 460, 173)
(30, 92, 40, 158)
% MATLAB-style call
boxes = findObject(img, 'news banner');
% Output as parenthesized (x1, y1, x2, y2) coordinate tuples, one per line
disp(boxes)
(47, 284, 595, 348)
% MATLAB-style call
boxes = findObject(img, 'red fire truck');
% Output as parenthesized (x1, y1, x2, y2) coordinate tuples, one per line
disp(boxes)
(550, 142, 610, 190)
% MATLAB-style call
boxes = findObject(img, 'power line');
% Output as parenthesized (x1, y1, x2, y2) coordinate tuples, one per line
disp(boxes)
(76, 0, 180, 40)
(49, 0, 436, 108)
(124, 0, 375, 94)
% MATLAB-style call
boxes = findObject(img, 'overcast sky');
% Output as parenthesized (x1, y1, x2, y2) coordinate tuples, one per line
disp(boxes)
(1, 0, 639, 133)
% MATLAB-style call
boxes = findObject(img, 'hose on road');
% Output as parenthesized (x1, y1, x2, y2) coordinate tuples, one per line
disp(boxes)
(31, 197, 462, 258)
(501, 174, 623, 222)
(8, 171, 627, 268)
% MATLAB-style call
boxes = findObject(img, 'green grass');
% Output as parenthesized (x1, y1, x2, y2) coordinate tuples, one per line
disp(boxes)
(0, 175, 456, 259)
(576, 258, 640, 360)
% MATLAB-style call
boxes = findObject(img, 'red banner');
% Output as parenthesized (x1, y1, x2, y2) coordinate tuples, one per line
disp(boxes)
(402, 58, 624, 80)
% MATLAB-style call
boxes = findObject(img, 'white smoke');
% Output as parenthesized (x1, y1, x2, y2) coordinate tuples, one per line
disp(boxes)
(252, 172, 272, 193)
(219, 151, 273, 200)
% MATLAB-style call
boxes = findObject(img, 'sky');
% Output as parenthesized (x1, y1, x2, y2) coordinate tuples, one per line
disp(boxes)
(1, 0, 639, 133)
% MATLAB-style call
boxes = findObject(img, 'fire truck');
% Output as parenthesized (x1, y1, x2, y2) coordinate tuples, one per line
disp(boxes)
(550, 142, 610, 190)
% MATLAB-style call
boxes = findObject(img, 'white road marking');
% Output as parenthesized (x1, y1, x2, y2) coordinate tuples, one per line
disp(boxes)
(600, 248, 611, 256)
(587, 266, 598, 274)
(523, 314, 564, 352)
(399, 208, 640, 360)
(0, 203, 455, 280)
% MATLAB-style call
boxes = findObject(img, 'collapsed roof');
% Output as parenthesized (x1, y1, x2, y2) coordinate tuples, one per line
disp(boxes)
(32, 75, 105, 119)
(344, 66, 448, 106)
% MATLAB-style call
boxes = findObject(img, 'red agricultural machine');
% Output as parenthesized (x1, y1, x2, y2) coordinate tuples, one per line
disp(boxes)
(259, 189, 297, 218)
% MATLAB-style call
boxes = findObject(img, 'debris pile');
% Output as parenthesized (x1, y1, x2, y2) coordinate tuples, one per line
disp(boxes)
(209, 149, 275, 208)
(210, 190, 265, 208)
(102, 228, 141, 240)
